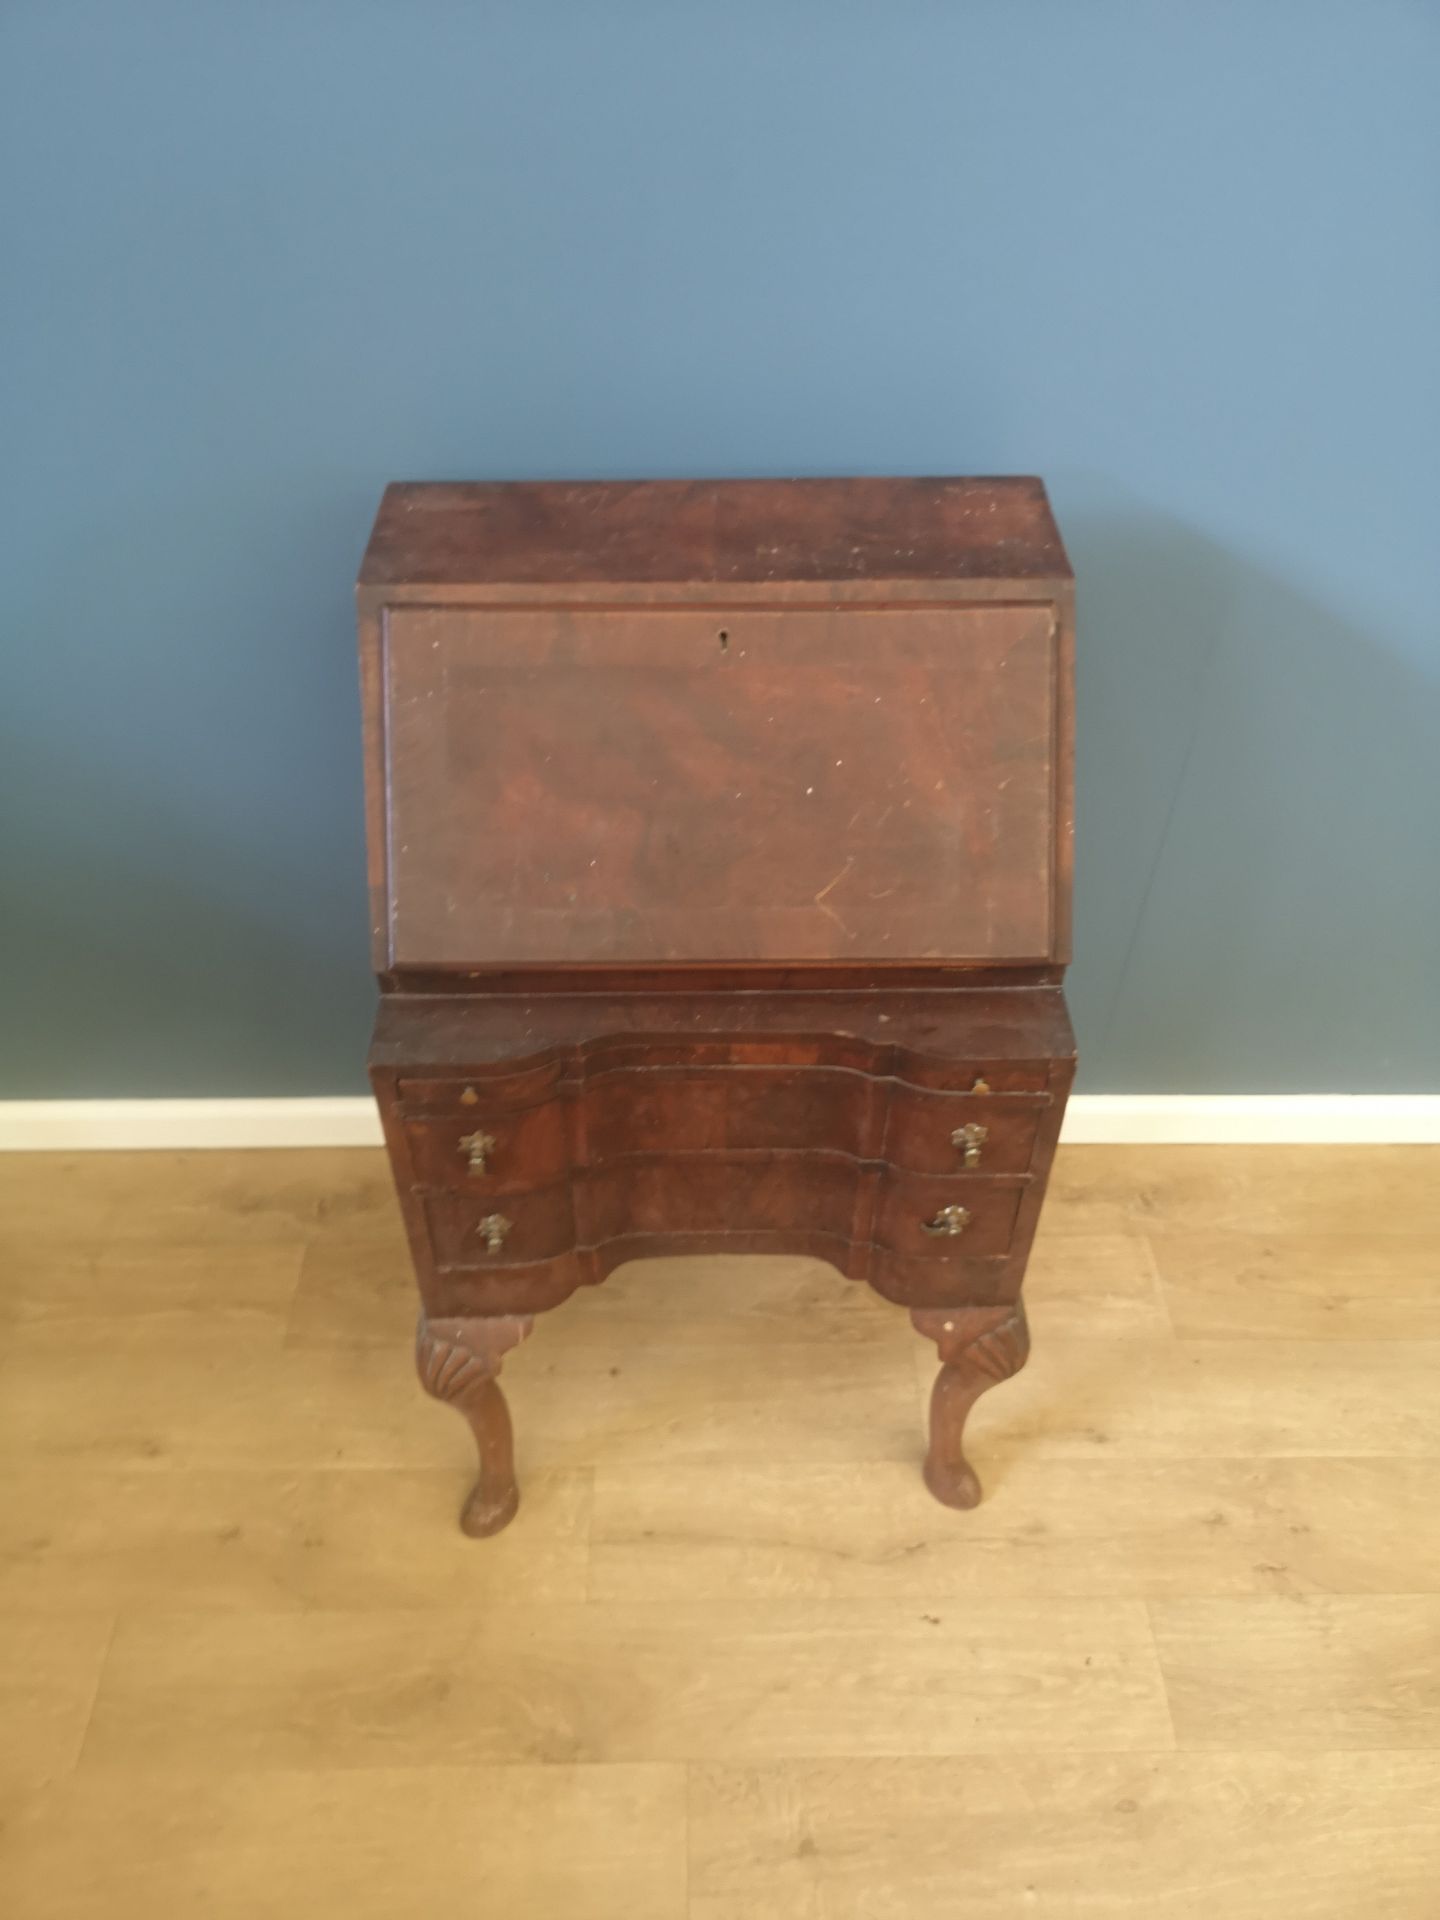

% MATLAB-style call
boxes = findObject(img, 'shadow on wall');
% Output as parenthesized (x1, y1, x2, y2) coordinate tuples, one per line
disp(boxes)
(1062, 483, 1440, 1091)
(1, 748, 376, 1097)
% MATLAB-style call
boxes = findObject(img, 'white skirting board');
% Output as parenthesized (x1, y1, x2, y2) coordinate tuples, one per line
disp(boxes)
(0, 1095, 1437, 1151)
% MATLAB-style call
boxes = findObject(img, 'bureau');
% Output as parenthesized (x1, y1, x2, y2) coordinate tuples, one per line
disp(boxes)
(359, 477, 1075, 1535)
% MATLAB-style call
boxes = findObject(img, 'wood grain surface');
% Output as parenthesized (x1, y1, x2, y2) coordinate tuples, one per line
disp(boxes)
(384, 601, 1059, 965)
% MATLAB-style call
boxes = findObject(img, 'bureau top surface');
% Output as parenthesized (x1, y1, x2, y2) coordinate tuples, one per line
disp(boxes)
(358, 476, 1071, 593)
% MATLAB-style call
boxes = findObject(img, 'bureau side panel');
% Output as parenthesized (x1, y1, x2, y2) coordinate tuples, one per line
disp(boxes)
(357, 599, 391, 970)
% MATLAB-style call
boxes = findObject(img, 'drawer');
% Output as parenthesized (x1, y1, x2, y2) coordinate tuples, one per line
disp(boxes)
(896, 1060, 1051, 1095)
(883, 1088, 1043, 1176)
(874, 1170, 1025, 1259)
(425, 1184, 576, 1269)
(404, 1103, 568, 1192)
(397, 1063, 562, 1112)
(582, 1066, 872, 1159)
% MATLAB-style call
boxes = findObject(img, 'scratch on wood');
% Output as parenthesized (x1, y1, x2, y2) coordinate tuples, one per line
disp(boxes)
(813, 858, 856, 937)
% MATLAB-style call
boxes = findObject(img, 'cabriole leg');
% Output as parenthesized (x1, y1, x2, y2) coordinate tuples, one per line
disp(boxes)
(910, 1301, 1030, 1510)
(415, 1313, 533, 1536)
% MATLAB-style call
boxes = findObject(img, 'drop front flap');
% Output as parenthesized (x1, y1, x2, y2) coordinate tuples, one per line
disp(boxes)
(378, 601, 1062, 968)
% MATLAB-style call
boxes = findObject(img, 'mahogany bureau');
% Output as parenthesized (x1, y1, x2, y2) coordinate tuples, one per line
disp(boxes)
(358, 477, 1075, 1536)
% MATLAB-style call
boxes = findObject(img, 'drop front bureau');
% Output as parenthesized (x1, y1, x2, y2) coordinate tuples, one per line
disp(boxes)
(359, 477, 1075, 1535)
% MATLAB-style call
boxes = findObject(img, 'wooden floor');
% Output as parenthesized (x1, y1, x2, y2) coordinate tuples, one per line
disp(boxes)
(2, 1145, 1439, 1916)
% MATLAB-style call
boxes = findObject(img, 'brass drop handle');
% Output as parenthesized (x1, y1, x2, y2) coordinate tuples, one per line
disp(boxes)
(475, 1212, 511, 1254)
(951, 1122, 989, 1168)
(921, 1204, 971, 1237)
(458, 1129, 497, 1175)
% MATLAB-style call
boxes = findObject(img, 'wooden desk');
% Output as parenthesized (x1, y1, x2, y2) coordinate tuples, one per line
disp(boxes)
(359, 478, 1075, 1535)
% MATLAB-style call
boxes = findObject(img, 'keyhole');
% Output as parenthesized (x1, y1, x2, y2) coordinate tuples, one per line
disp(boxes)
(717, 629, 729, 651)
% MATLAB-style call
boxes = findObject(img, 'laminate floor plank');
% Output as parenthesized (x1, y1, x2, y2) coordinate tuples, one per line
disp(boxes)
(1048, 1144, 1440, 1237)
(590, 1455, 1440, 1602)
(3, 1243, 306, 1348)
(1021, 1227, 1172, 1338)
(0, 1763, 687, 1920)
(0, 1614, 114, 1808)
(0, 1154, 129, 1252)
(0, 1321, 923, 1476)
(1153, 1231, 1440, 1340)
(77, 1600, 1173, 1768)
(0, 1466, 591, 1612)
(506, 1337, 923, 1468)
(107, 1149, 399, 1246)
(911, 1334, 1440, 1458)
(688, 1752, 1440, 1919)
(1150, 1595, 1440, 1750)
(0, 1340, 447, 1471)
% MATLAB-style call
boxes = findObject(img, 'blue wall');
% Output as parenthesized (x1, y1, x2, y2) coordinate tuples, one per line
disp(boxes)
(3, 1, 1437, 1095)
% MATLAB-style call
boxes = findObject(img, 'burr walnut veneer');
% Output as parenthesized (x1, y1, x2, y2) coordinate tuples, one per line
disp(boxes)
(359, 477, 1075, 1535)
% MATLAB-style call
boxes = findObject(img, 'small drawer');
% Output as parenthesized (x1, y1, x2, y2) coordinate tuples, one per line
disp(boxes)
(403, 1103, 569, 1192)
(883, 1088, 1043, 1176)
(397, 1063, 562, 1113)
(425, 1184, 576, 1270)
(898, 1060, 1051, 1095)
(874, 1170, 1024, 1259)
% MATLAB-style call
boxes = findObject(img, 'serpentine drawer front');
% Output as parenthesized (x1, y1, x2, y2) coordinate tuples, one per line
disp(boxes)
(361, 476, 1075, 1535)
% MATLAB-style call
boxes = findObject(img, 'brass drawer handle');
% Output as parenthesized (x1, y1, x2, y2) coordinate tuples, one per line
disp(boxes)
(459, 1129, 497, 1175)
(475, 1212, 511, 1254)
(921, 1204, 971, 1237)
(951, 1122, 988, 1168)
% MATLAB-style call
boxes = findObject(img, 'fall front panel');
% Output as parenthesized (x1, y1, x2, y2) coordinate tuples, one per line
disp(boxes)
(381, 602, 1059, 967)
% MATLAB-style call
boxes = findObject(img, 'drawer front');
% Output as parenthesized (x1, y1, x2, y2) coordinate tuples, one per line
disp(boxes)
(425, 1185, 576, 1269)
(883, 1089, 1042, 1176)
(582, 1067, 872, 1159)
(404, 1103, 569, 1193)
(897, 1061, 1051, 1095)
(874, 1171, 1024, 1259)
(397, 1064, 561, 1113)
